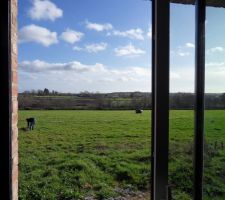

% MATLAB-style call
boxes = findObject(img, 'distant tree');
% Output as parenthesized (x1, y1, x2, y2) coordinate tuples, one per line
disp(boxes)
(43, 88, 50, 95)
(220, 93, 225, 108)
(30, 89, 37, 95)
(94, 93, 104, 109)
(79, 91, 92, 97)
(52, 90, 58, 95)
(23, 90, 30, 95)
(37, 89, 44, 96)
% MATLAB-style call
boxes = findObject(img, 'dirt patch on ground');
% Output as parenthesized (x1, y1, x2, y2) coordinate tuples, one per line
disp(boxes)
(128, 192, 150, 200)
(85, 191, 150, 200)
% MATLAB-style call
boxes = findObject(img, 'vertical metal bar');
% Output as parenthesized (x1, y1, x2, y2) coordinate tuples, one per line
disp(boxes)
(194, 0, 206, 199)
(151, 0, 155, 199)
(153, 0, 170, 200)
(0, 0, 12, 199)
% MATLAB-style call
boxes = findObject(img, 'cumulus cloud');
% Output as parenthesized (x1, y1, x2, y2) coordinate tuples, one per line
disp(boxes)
(19, 60, 152, 92)
(19, 24, 58, 46)
(28, 0, 63, 21)
(110, 28, 145, 40)
(186, 43, 195, 48)
(204, 62, 225, 92)
(86, 43, 107, 53)
(19, 59, 151, 80)
(171, 43, 194, 57)
(85, 20, 113, 32)
(19, 59, 198, 92)
(19, 60, 105, 73)
(177, 52, 191, 57)
(207, 47, 225, 54)
(114, 44, 146, 57)
(19, 59, 225, 93)
(73, 46, 83, 51)
(169, 67, 194, 92)
(73, 43, 107, 53)
(206, 62, 225, 67)
(19, 60, 151, 77)
(85, 20, 148, 41)
(147, 28, 152, 39)
(60, 29, 84, 44)
(170, 62, 225, 92)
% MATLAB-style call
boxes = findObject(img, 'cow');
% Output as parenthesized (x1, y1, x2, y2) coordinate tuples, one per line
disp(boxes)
(135, 109, 143, 114)
(26, 118, 36, 130)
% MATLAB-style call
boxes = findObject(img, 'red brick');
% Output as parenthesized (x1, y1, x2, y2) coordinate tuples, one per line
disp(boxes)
(12, 99, 18, 114)
(12, 83, 18, 98)
(11, 0, 18, 199)
(12, 58, 18, 72)
(12, 70, 18, 84)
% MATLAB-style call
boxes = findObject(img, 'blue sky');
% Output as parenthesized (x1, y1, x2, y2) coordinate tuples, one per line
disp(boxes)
(18, 0, 225, 93)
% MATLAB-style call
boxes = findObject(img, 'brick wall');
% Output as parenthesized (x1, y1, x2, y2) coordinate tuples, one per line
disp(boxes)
(11, 0, 18, 199)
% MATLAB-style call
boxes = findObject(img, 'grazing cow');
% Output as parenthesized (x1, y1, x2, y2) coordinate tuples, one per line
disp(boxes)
(135, 109, 143, 114)
(26, 118, 36, 130)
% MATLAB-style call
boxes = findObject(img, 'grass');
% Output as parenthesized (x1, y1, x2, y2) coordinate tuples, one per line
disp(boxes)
(18, 110, 225, 200)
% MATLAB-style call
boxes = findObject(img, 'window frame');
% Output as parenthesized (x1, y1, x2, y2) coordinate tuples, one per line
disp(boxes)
(0, 0, 207, 199)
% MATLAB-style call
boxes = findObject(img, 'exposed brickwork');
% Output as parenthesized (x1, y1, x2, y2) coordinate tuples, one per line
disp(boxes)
(11, 0, 18, 199)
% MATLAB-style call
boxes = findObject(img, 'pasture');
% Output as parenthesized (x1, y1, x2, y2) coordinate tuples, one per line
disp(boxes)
(18, 110, 225, 200)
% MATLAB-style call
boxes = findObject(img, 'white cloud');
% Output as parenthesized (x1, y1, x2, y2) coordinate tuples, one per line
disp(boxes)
(205, 62, 225, 92)
(147, 28, 152, 39)
(73, 43, 107, 53)
(85, 20, 113, 32)
(114, 44, 146, 57)
(171, 43, 194, 57)
(19, 24, 58, 47)
(73, 46, 83, 51)
(19, 59, 225, 93)
(19, 61, 152, 92)
(19, 60, 151, 78)
(85, 43, 107, 53)
(19, 60, 105, 73)
(170, 72, 181, 79)
(19, 59, 153, 92)
(178, 52, 191, 57)
(28, 0, 63, 21)
(19, 59, 150, 78)
(186, 43, 195, 48)
(19, 59, 201, 92)
(206, 62, 225, 70)
(111, 28, 144, 40)
(170, 67, 195, 92)
(207, 47, 225, 54)
(170, 62, 225, 93)
(60, 29, 84, 44)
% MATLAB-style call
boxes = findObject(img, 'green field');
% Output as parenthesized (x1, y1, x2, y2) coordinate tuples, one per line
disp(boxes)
(18, 110, 225, 200)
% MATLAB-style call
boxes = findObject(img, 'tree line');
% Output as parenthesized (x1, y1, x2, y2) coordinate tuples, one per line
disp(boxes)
(19, 89, 225, 110)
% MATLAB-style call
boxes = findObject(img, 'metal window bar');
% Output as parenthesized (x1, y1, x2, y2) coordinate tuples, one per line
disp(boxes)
(152, 0, 170, 200)
(194, 0, 206, 199)
(0, 0, 12, 199)
(151, 0, 155, 199)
